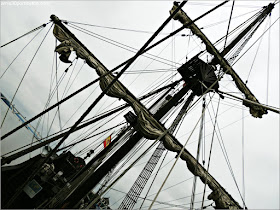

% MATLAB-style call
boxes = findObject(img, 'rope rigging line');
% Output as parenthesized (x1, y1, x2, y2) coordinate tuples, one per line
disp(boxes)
(0, 29, 45, 79)
(207, 99, 246, 207)
(266, 14, 271, 105)
(61, 84, 100, 130)
(139, 72, 179, 97)
(123, 38, 179, 92)
(73, 122, 126, 157)
(177, 98, 245, 145)
(67, 23, 180, 67)
(61, 58, 78, 99)
(121, 68, 177, 74)
(63, 61, 85, 97)
(37, 57, 73, 136)
(107, 187, 203, 209)
(62, 19, 188, 36)
(245, 18, 270, 84)
(36, 58, 75, 150)
(105, 138, 150, 183)
(177, 7, 259, 67)
(47, 61, 87, 133)
(143, 190, 212, 209)
(43, 66, 72, 137)
(72, 107, 129, 156)
(1, 67, 113, 140)
(242, 95, 246, 209)
(0, 22, 50, 48)
(57, 123, 126, 153)
(1, 23, 54, 129)
(55, 40, 63, 132)
(29, 40, 63, 155)
(201, 8, 260, 30)
(223, 0, 235, 50)
(190, 96, 206, 209)
(201, 96, 220, 209)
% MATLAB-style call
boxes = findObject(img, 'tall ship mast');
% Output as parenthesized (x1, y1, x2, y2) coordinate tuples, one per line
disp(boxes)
(1, 1, 279, 209)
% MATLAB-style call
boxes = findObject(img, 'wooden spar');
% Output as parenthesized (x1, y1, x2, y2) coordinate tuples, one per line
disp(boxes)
(48, 14, 242, 209)
(170, 3, 274, 118)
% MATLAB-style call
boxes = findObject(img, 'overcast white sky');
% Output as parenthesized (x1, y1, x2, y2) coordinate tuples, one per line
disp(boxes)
(1, 1, 279, 209)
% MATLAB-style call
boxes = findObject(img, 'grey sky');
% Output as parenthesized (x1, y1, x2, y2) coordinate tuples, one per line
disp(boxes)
(1, 1, 279, 209)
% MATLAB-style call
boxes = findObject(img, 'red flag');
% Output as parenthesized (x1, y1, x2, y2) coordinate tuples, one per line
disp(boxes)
(103, 135, 111, 148)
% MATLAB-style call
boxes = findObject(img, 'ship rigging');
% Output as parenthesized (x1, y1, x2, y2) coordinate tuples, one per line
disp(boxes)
(1, 1, 279, 209)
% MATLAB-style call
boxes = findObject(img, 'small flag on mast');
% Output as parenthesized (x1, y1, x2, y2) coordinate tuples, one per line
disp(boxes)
(103, 135, 111, 148)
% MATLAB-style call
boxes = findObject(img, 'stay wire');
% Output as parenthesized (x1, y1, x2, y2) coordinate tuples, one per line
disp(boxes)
(61, 84, 99, 130)
(245, 17, 270, 84)
(63, 20, 184, 36)
(207, 99, 246, 207)
(64, 61, 85, 97)
(55, 40, 63, 132)
(201, 96, 220, 209)
(124, 38, 178, 91)
(0, 22, 50, 48)
(223, 0, 235, 50)
(266, 14, 271, 104)
(201, 8, 260, 30)
(61, 58, 79, 99)
(1, 23, 54, 129)
(72, 108, 128, 156)
(0, 28, 44, 79)
(143, 191, 211, 209)
(57, 123, 126, 153)
(69, 98, 129, 150)
(67, 23, 178, 67)
(242, 95, 246, 209)
(190, 96, 206, 209)
(108, 187, 196, 209)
